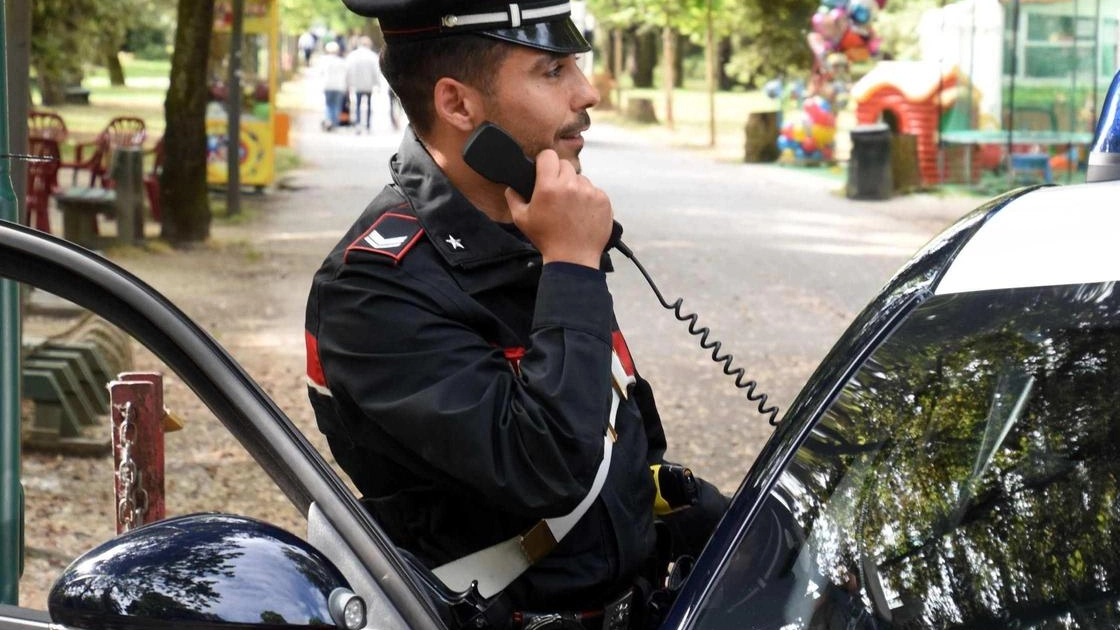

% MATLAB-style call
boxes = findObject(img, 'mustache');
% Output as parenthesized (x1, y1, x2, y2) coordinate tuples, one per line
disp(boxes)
(558, 111, 592, 138)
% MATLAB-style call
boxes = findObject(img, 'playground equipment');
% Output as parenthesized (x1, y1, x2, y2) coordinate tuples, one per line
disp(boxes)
(206, 0, 281, 189)
(774, 0, 888, 165)
(853, 62, 979, 185)
(916, 0, 1114, 184)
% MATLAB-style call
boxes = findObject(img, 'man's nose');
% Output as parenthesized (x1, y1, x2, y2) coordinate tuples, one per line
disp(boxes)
(575, 72, 600, 110)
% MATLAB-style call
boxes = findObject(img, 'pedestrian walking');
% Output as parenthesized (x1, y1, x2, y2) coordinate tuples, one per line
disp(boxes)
(319, 41, 347, 130)
(297, 31, 315, 67)
(344, 36, 380, 134)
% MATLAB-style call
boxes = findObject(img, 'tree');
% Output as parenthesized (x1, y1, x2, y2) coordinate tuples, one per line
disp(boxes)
(31, 0, 100, 105)
(722, 0, 817, 87)
(30, 0, 157, 102)
(280, 0, 369, 35)
(160, 0, 215, 244)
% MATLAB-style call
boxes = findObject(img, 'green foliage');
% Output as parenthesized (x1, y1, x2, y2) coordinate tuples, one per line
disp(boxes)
(876, 0, 942, 61)
(31, 0, 169, 98)
(280, 0, 371, 35)
(588, 0, 817, 88)
(125, 25, 172, 60)
(723, 0, 817, 87)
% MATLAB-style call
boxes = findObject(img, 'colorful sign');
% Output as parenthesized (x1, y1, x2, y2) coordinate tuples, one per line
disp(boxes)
(206, 119, 274, 187)
(214, 0, 273, 33)
(207, 0, 279, 188)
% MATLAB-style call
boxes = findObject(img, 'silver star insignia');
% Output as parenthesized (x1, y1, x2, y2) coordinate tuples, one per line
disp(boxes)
(445, 235, 465, 250)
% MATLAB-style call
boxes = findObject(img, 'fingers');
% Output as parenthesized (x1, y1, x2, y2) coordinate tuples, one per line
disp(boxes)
(504, 185, 529, 220)
(513, 150, 614, 269)
(532, 149, 580, 198)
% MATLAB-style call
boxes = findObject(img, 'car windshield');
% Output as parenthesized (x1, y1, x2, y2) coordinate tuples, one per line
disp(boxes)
(691, 281, 1120, 629)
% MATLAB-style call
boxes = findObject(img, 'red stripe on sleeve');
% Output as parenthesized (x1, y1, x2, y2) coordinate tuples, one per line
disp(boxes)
(612, 331, 636, 377)
(305, 331, 328, 388)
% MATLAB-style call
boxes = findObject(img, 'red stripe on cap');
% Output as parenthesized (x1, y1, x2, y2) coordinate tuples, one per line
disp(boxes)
(306, 331, 327, 388)
(612, 331, 635, 377)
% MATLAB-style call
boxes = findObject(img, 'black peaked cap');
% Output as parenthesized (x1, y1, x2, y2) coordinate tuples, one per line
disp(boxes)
(340, 0, 591, 53)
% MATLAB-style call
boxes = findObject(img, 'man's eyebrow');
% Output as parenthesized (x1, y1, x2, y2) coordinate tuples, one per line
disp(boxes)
(530, 52, 568, 72)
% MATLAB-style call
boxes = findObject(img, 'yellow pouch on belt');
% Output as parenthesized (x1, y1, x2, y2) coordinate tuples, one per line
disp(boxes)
(651, 463, 699, 515)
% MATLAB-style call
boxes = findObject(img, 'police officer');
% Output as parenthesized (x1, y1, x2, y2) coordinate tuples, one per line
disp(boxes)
(305, 0, 727, 624)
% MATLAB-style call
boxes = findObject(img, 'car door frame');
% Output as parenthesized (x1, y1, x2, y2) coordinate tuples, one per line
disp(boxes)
(0, 219, 444, 630)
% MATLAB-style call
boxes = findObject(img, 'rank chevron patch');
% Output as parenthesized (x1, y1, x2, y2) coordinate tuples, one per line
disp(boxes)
(346, 212, 425, 264)
(366, 230, 408, 249)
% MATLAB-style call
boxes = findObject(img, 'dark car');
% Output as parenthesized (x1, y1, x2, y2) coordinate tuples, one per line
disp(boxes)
(3, 77, 1120, 630)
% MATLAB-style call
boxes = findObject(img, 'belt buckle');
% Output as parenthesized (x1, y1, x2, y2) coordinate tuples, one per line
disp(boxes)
(521, 613, 582, 630)
(603, 588, 633, 630)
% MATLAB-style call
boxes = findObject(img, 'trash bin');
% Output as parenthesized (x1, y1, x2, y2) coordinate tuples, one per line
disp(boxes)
(846, 123, 893, 200)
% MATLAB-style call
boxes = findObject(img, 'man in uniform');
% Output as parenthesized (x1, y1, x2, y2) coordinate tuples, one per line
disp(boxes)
(305, 0, 726, 625)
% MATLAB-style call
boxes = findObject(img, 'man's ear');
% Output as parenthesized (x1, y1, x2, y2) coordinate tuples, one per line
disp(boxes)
(432, 77, 484, 133)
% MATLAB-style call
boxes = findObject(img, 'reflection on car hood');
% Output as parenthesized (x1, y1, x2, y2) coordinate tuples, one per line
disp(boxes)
(935, 181, 1120, 295)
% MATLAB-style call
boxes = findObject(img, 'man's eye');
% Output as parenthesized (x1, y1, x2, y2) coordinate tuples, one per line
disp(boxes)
(546, 64, 563, 78)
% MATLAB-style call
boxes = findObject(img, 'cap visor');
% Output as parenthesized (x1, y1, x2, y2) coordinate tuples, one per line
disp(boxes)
(481, 19, 591, 54)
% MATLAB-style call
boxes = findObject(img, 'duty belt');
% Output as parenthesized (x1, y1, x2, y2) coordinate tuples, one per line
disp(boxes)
(432, 350, 636, 597)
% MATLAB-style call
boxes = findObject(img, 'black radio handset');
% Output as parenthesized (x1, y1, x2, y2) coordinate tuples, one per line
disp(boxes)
(463, 122, 624, 249)
(463, 122, 537, 201)
(462, 122, 779, 425)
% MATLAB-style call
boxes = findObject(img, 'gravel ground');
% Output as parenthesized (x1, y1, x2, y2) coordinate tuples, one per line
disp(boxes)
(19, 222, 325, 607)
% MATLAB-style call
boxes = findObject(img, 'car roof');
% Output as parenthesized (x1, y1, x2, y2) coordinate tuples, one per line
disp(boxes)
(935, 180, 1120, 295)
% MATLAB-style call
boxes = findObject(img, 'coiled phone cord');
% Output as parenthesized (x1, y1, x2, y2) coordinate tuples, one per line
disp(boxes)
(614, 240, 780, 426)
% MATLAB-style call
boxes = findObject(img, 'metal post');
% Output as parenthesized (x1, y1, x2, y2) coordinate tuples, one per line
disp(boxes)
(0, 0, 23, 605)
(110, 147, 145, 245)
(5, 1, 27, 225)
(110, 373, 166, 534)
(227, 0, 244, 216)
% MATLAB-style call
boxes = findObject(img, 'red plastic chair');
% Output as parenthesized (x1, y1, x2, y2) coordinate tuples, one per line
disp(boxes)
(67, 116, 147, 188)
(143, 137, 164, 221)
(28, 110, 68, 144)
(26, 137, 61, 233)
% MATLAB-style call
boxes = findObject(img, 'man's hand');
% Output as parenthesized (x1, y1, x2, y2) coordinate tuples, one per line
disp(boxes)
(505, 150, 613, 269)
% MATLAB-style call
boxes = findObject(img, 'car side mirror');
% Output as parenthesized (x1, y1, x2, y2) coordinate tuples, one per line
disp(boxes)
(49, 513, 367, 630)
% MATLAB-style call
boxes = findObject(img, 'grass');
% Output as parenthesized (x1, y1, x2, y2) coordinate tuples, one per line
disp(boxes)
(597, 87, 779, 159)
(595, 85, 860, 180)
(33, 57, 170, 146)
(34, 56, 304, 180)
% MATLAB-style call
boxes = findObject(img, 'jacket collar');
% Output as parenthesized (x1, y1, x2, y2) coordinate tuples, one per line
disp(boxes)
(390, 128, 536, 271)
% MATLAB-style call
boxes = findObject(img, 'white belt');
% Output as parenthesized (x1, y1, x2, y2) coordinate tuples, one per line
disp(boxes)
(432, 350, 636, 597)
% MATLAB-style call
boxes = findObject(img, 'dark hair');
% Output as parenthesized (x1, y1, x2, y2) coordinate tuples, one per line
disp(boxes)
(380, 35, 513, 135)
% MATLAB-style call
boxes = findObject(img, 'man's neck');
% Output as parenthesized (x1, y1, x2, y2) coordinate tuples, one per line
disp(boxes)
(423, 131, 514, 224)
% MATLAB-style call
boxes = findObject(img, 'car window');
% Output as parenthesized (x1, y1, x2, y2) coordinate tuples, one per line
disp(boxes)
(691, 281, 1120, 629)
(17, 285, 307, 609)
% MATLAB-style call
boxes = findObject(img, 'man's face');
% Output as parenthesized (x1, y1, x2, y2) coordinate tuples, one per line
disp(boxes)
(480, 46, 600, 172)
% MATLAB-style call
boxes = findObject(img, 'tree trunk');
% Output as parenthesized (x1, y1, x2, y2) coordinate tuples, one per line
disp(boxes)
(606, 28, 620, 81)
(706, 0, 716, 148)
(673, 33, 685, 88)
(35, 66, 67, 107)
(718, 37, 734, 90)
(612, 28, 623, 108)
(662, 25, 674, 130)
(161, 0, 214, 244)
(104, 45, 126, 87)
(630, 29, 656, 88)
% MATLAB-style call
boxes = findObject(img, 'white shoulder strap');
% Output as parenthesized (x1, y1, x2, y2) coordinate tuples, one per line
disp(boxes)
(431, 351, 636, 597)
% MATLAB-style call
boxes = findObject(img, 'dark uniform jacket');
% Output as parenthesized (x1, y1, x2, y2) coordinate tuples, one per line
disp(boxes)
(305, 128, 667, 610)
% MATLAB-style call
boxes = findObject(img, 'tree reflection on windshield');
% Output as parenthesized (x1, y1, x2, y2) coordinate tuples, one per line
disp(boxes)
(695, 282, 1120, 629)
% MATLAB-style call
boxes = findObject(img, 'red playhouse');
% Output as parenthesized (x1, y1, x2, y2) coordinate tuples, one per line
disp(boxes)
(852, 61, 986, 185)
